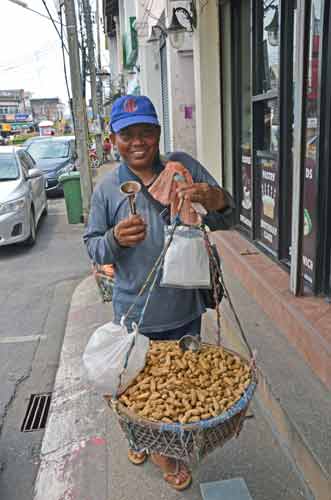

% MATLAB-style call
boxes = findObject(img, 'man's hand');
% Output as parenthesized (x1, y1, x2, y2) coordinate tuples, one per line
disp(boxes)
(176, 183, 228, 212)
(113, 215, 146, 247)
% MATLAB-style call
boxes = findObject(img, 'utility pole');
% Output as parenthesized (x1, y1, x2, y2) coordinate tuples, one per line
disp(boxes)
(96, 0, 102, 71)
(82, 0, 103, 163)
(63, 0, 92, 219)
(95, 0, 104, 130)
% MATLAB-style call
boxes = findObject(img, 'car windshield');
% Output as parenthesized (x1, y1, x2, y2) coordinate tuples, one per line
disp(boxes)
(0, 155, 19, 181)
(27, 141, 69, 159)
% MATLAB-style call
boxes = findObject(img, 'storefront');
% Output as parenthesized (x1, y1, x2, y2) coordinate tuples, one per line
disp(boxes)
(220, 0, 331, 296)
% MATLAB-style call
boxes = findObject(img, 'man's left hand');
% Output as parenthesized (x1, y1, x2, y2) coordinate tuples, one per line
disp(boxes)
(177, 183, 228, 212)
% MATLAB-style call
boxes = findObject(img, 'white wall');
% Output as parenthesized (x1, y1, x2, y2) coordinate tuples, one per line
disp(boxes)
(193, 0, 223, 184)
(170, 48, 196, 156)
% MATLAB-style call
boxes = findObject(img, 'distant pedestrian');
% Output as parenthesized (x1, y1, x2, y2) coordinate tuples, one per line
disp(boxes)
(103, 137, 112, 161)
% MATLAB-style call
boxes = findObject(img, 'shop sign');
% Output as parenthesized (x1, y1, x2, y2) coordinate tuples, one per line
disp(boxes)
(257, 157, 279, 254)
(123, 17, 138, 69)
(15, 113, 30, 121)
(302, 149, 317, 283)
(4, 114, 15, 122)
(239, 148, 252, 229)
(1, 123, 12, 132)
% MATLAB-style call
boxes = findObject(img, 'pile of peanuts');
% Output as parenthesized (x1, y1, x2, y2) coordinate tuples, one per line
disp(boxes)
(119, 341, 251, 424)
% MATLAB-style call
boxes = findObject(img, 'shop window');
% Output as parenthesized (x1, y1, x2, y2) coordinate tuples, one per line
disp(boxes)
(262, 1, 280, 93)
(239, 0, 253, 230)
(229, 0, 252, 230)
(255, 98, 279, 254)
(301, 0, 322, 284)
(252, 0, 281, 256)
(226, 0, 296, 263)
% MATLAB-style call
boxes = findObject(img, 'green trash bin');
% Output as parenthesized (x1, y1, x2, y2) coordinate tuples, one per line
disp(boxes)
(59, 171, 83, 224)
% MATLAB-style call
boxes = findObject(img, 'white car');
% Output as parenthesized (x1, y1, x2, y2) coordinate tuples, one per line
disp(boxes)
(0, 146, 47, 246)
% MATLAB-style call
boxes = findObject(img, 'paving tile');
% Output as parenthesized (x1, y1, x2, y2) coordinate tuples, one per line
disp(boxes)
(200, 478, 253, 500)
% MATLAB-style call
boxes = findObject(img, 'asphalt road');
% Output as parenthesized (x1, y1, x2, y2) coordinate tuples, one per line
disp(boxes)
(0, 197, 91, 500)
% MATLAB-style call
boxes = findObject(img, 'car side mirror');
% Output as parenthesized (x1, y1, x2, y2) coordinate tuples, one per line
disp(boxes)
(72, 152, 78, 161)
(28, 168, 42, 179)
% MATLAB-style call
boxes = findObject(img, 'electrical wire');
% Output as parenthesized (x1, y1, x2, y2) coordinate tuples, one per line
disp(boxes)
(6, 0, 63, 24)
(41, 0, 69, 55)
(0, 44, 59, 71)
(59, 4, 72, 111)
(77, 0, 88, 98)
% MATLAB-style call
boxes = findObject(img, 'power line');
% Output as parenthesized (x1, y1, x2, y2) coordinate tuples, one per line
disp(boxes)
(0, 44, 59, 72)
(59, 3, 72, 108)
(6, 0, 64, 25)
(41, 0, 69, 55)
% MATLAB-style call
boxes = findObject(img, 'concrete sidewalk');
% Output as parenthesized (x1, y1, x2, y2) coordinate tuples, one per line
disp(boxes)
(33, 275, 308, 500)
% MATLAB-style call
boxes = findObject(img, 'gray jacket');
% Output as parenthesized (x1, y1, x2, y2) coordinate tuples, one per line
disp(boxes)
(83, 151, 234, 333)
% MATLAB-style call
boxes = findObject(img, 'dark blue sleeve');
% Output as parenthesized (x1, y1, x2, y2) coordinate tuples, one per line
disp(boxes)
(83, 185, 124, 265)
(167, 151, 235, 230)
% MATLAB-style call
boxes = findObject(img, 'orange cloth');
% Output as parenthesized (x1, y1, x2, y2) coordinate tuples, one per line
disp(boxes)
(149, 161, 200, 225)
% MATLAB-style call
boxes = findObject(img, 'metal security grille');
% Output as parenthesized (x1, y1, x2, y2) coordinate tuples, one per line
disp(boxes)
(21, 393, 52, 432)
(160, 42, 171, 153)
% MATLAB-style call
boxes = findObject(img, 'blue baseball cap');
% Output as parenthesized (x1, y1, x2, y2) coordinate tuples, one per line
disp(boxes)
(110, 95, 160, 133)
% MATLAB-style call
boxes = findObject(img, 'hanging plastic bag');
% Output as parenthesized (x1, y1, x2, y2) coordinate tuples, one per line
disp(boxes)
(82, 319, 149, 397)
(161, 225, 211, 289)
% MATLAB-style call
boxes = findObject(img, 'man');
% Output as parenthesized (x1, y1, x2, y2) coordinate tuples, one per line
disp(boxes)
(83, 95, 234, 490)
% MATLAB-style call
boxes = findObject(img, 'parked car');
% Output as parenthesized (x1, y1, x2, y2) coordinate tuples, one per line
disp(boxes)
(0, 146, 47, 247)
(22, 135, 54, 149)
(25, 136, 77, 195)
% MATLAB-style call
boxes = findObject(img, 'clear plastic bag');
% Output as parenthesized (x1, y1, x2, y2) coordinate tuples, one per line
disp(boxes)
(161, 225, 211, 289)
(82, 319, 149, 397)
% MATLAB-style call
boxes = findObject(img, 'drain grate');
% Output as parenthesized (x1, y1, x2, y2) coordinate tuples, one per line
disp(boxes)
(21, 393, 52, 432)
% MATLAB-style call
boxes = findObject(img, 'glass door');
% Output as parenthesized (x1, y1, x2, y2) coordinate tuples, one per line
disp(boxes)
(252, 0, 281, 257)
(252, 0, 296, 259)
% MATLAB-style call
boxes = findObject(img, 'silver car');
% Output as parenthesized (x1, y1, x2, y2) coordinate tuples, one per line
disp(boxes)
(0, 146, 48, 246)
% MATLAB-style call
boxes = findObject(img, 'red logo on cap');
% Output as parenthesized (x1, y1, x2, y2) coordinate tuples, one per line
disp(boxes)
(124, 98, 138, 113)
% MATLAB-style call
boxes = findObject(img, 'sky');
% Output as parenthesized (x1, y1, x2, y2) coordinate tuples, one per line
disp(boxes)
(1, 0, 108, 110)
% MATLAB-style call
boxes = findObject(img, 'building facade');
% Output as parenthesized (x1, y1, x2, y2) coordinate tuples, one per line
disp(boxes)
(30, 98, 64, 124)
(0, 89, 33, 134)
(102, 0, 197, 157)
(219, 0, 331, 298)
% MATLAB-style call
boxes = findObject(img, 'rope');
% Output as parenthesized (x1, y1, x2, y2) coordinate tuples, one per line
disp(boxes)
(200, 226, 255, 361)
(122, 198, 254, 364)
(123, 199, 184, 327)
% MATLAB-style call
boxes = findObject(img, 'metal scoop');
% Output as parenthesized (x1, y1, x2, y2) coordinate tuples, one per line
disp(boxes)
(179, 335, 201, 353)
(120, 181, 141, 215)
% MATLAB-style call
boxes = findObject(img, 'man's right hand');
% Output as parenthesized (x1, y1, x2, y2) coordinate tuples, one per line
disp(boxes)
(113, 215, 146, 247)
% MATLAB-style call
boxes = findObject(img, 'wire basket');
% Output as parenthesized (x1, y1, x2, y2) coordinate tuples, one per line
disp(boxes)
(105, 346, 257, 465)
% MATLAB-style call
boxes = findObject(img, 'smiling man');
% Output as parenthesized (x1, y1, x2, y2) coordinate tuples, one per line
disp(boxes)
(83, 95, 234, 490)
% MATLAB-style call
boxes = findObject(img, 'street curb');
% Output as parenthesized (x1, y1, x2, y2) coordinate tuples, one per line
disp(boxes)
(33, 275, 111, 500)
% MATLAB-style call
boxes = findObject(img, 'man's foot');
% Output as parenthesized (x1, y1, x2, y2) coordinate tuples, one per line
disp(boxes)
(150, 453, 192, 491)
(127, 449, 147, 465)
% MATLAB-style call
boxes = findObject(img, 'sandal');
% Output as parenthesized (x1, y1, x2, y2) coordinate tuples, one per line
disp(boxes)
(163, 461, 192, 491)
(151, 454, 192, 491)
(127, 449, 147, 465)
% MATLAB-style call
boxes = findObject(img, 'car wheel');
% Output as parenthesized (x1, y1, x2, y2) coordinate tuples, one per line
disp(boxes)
(42, 199, 48, 216)
(25, 210, 36, 246)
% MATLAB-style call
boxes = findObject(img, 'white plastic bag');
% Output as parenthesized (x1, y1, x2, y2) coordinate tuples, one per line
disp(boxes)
(161, 225, 211, 288)
(82, 319, 149, 396)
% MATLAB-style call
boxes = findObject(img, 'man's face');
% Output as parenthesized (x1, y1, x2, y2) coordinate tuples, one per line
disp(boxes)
(111, 124, 160, 170)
